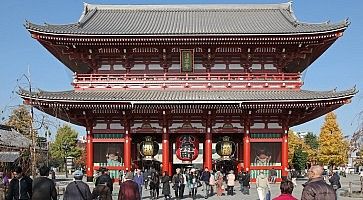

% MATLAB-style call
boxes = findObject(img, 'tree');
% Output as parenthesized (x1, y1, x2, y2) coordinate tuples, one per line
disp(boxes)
(304, 132, 319, 150)
(288, 130, 302, 165)
(50, 124, 82, 170)
(292, 146, 308, 171)
(6, 105, 33, 138)
(318, 112, 349, 167)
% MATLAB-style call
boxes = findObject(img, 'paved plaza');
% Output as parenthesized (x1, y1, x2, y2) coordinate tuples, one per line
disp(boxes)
(56, 173, 362, 200)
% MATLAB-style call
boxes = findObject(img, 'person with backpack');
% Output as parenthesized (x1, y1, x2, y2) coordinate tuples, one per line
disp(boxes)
(6, 166, 32, 200)
(63, 170, 92, 200)
(172, 168, 183, 200)
(95, 168, 113, 195)
(32, 166, 57, 200)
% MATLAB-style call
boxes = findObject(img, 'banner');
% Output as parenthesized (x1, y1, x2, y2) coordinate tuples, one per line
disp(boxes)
(180, 49, 194, 72)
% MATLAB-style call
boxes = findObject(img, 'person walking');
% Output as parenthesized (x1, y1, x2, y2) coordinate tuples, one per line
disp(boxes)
(188, 169, 198, 200)
(200, 167, 210, 199)
(208, 170, 215, 196)
(143, 169, 150, 190)
(160, 171, 171, 200)
(301, 165, 336, 200)
(272, 180, 297, 200)
(63, 170, 93, 200)
(215, 171, 224, 196)
(270, 168, 277, 184)
(172, 168, 183, 200)
(133, 169, 144, 198)
(118, 172, 140, 200)
(329, 171, 341, 191)
(6, 166, 32, 200)
(95, 168, 113, 195)
(92, 182, 112, 200)
(32, 166, 57, 200)
(256, 171, 270, 200)
(291, 169, 298, 187)
(241, 171, 250, 195)
(149, 172, 160, 199)
(226, 170, 235, 196)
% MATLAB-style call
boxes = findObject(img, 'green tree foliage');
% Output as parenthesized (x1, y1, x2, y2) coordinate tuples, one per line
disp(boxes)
(288, 130, 315, 167)
(318, 112, 349, 166)
(304, 132, 319, 150)
(6, 105, 33, 138)
(288, 130, 301, 165)
(292, 146, 308, 171)
(50, 124, 82, 166)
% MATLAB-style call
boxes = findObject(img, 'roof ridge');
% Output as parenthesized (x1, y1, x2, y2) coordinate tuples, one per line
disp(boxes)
(83, 3, 291, 11)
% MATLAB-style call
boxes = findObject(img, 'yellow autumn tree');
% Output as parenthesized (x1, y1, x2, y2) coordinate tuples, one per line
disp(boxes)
(318, 112, 349, 166)
(288, 130, 315, 166)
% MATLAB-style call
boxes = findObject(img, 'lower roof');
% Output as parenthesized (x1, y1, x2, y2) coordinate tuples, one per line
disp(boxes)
(19, 88, 356, 104)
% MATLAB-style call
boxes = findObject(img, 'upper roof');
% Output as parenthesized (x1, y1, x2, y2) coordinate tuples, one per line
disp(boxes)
(0, 125, 31, 148)
(26, 2, 348, 36)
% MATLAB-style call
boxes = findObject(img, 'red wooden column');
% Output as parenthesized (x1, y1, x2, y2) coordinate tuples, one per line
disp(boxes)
(204, 127, 213, 170)
(162, 126, 170, 175)
(237, 141, 243, 172)
(86, 127, 94, 182)
(243, 121, 251, 172)
(281, 124, 289, 177)
(124, 122, 132, 171)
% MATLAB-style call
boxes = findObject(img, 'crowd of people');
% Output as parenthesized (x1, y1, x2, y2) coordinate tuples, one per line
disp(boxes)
(0, 164, 344, 200)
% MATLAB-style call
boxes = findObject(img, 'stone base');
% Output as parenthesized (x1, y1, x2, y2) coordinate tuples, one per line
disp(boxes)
(86, 176, 94, 182)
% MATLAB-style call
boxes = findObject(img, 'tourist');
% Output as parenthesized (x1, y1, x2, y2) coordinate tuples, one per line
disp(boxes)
(291, 168, 298, 187)
(133, 169, 144, 198)
(143, 169, 150, 190)
(189, 169, 199, 200)
(32, 166, 57, 200)
(301, 165, 336, 200)
(329, 171, 341, 191)
(200, 167, 211, 199)
(180, 169, 187, 198)
(240, 171, 250, 195)
(160, 171, 171, 200)
(270, 168, 277, 184)
(118, 171, 140, 200)
(209, 170, 215, 196)
(226, 170, 235, 196)
(215, 171, 224, 196)
(273, 180, 297, 200)
(92, 181, 112, 200)
(6, 166, 32, 200)
(63, 170, 92, 200)
(256, 171, 270, 200)
(172, 168, 183, 199)
(149, 171, 160, 199)
(95, 168, 113, 194)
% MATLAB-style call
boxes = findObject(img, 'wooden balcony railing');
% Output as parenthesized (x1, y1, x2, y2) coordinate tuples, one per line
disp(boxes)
(72, 72, 302, 90)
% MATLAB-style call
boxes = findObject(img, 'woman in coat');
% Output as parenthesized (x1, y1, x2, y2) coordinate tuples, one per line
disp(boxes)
(226, 170, 235, 196)
(160, 171, 171, 200)
(215, 171, 224, 196)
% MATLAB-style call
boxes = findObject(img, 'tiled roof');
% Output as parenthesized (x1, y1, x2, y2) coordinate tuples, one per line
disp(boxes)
(0, 126, 31, 148)
(26, 3, 348, 36)
(19, 88, 357, 103)
(0, 152, 20, 162)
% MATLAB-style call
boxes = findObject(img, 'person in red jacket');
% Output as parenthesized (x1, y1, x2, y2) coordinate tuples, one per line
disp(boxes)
(273, 180, 297, 200)
(118, 172, 140, 200)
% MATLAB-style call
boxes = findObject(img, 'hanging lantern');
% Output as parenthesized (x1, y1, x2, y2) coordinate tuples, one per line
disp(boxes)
(216, 136, 236, 160)
(139, 136, 159, 160)
(176, 135, 199, 163)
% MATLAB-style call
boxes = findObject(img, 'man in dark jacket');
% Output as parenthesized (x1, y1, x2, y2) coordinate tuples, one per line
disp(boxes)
(6, 166, 32, 200)
(329, 171, 341, 191)
(301, 165, 336, 200)
(200, 167, 211, 199)
(241, 171, 250, 195)
(63, 170, 92, 200)
(95, 168, 113, 194)
(32, 166, 57, 200)
(118, 172, 140, 200)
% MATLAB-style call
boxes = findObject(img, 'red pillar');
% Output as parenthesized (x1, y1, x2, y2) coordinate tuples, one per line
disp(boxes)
(162, 127, 170, 175)
(243, 123, 251, 172)
(281, 125, 289, 177)
(124, 123, 132, 171)
(237, 141, 243, 172)
(204, 127, 212, 170)
(86, 127, 94, 182)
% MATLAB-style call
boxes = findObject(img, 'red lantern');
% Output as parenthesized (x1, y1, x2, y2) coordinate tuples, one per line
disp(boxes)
(176, 135, 199, 163)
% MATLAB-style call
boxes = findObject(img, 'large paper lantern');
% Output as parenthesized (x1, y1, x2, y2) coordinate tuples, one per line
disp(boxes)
(139, 136, 159, 160)
(216, 136, 236, 160)
(176, 135, 199, 162)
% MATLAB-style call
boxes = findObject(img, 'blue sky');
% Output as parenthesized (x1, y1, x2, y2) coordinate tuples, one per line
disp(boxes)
(0, 0, 362, 138)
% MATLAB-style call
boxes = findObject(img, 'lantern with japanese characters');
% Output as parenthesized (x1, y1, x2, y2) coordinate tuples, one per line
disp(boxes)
(176, 135, 199, 163)
(216, 136, 236, 160)
(139, 136, 159, 160)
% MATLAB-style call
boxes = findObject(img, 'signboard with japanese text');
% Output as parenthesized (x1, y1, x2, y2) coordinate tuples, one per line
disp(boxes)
(180, 49, 194, 73)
